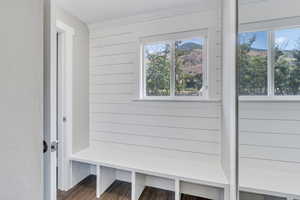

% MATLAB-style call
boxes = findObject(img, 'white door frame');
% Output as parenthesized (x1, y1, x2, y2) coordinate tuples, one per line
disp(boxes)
(44, 0, 57, 199)
(56, 20, 75, 192)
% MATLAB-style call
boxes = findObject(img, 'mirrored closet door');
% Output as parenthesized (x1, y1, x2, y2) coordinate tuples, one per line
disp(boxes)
(238, 0, 300, 199)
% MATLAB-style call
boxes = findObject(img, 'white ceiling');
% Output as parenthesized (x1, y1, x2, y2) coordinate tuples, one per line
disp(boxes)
(56, 0, 216, 24)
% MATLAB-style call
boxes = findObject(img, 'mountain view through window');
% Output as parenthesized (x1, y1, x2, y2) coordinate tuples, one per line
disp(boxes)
(175, 39, 204, 96)
(143, 36, 206, 98)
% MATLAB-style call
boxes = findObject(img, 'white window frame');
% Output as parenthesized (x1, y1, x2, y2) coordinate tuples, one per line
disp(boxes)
(139, 30, 209, 101)
(239, 18, 300, 101)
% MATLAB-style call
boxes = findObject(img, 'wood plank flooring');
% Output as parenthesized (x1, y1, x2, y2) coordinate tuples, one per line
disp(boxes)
(57, 175, 210, 200)
(100, 180, 131, 200)
(57, 176, 98, 200)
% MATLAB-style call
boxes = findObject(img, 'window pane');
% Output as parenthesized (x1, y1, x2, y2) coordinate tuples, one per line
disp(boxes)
(274, 28, 300, 95)
(144, 43, 171, 96)
(175, 38, 204, 96)
(239, 31, 268, 95)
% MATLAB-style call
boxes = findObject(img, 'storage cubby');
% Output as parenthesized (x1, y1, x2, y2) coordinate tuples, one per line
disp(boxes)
(132, 172, 175, 200)
(101, 180, 131, 200)
(179, 181, 222, 200)
(72, 145, 228, 200)
(93, 165, 132, 199)
(131, 172, 224, 200)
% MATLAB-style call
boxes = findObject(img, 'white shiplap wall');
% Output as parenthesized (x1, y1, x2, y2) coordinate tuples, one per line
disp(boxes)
(88, 8, 222, 162)
(239, 102, 300, 167)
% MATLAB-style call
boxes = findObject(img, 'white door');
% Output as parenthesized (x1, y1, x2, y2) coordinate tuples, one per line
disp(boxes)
(44, 0, 58, 200)
(0, 0, 44, 200)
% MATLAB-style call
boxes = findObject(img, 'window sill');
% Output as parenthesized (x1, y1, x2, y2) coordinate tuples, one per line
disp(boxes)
(133, 97, 221, 103)
(239, 96, 300, 102)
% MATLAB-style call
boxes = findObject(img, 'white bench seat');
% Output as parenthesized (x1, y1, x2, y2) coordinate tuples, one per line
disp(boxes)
(71, 142, 228, 200)
(71, 142, 228, 188)
(240, 159, 300, 199)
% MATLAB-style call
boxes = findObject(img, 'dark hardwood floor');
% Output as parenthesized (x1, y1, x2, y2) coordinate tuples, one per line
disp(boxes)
(57, 175, 210, 200)
(101, 180, 131, 200)
(57, 176, 98, 200)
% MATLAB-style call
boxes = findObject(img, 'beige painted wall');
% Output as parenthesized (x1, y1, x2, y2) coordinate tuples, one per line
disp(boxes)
(0, 0, 43, 199)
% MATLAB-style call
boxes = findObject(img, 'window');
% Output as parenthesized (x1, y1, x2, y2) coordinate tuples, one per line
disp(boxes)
(141, 31, 208, 99)
(239, 27, 300, 97)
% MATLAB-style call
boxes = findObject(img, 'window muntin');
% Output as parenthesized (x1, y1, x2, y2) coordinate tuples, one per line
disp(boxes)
(141, 33, 207, 99)
(239, 27, 300, 97)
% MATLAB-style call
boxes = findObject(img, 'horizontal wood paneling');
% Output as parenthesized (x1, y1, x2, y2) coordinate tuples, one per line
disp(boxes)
(90, 84, 134, 94)
(90, 63, 133, 74)
(239, 119, 300, 135)
(90, 73, 135, 84)
(91, 53, 136, 66)
(240, 145, 300, 163)
(90, 33, 136, 48)
(91, 43, 137, 57)
(89, 10, 222, 157)
(239, 102, 300, 121)
(240, 102, 300, 164)
(90, 113, 220, 130)
(240, 157, 300, 172)
(90, 140, 221, 162)
(90, 132, 220, 155)
(90, 122, 220, 143)
(90, 103, 221, 118)
(240, 132, 300, 149)
(90, 94, 134, 104)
